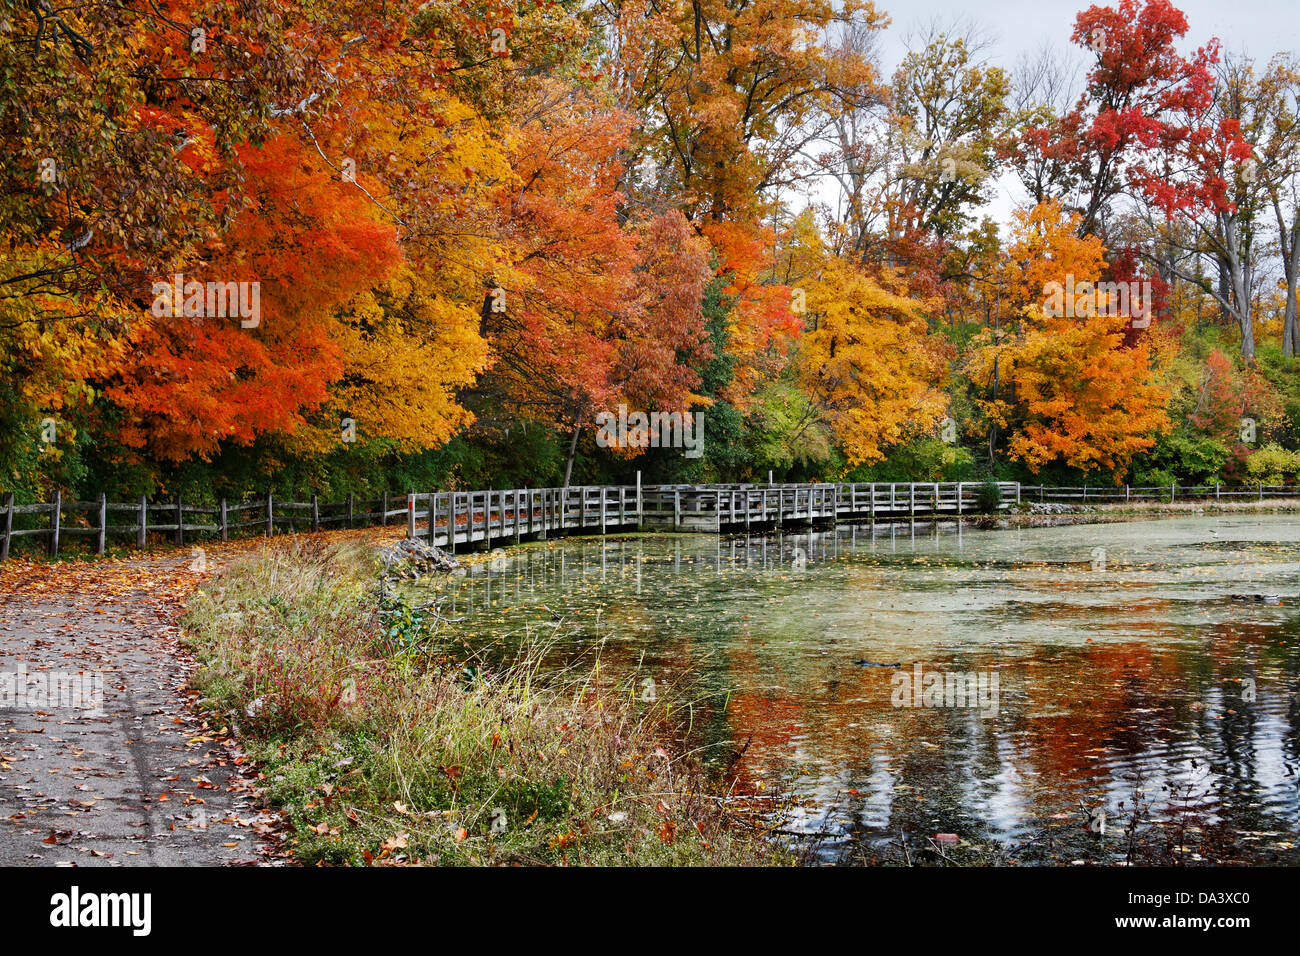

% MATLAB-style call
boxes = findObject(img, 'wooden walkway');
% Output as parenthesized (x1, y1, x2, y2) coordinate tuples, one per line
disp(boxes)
(2, 481, 1019, 559)
(408, 481, 1019, 550)
(637, 482, 1018, 533)
(13, 478, 1300, 561)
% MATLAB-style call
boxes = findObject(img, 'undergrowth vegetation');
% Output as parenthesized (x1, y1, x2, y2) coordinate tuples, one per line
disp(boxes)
(183, 539, 785, 866)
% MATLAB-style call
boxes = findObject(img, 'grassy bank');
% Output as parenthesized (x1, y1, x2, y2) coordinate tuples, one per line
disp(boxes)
(182, 538, 784, 866)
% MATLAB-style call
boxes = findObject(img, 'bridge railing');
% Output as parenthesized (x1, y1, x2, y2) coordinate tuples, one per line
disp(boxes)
(638, 481, 1020, 530)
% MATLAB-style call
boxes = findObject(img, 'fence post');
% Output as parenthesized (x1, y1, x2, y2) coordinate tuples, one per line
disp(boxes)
(220, 498, 228, 541)
(1015, 483, 1021, 505)
(96, 493, 107, 556)
(1259, 482, 1264, 502)
(49, 490, 61, 558)
(265, 492, 273, 537)
(1125, 484, 1130, 504)
(449, 494, 458, 553)
(175, 494, 184, 545)
(381, 491, 388, 527)
(1171, 481, 1176, 504)
(956, 482, 963, 516)
(636, 471, 643, 529)
(427, 493, 438, 546)
(1, 492, 12, 561)
(311, 495, 320, 532)
(909, 482, 916, 519)
(1082, 484, 1087, 503)
(673, 490, 681, 532)
(407, 492, 416, 539)
(1215, 483, 1220, 501)
(137, 495, 147, 549)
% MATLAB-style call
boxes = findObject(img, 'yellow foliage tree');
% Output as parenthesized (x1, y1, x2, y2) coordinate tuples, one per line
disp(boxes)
(797, 258, 947, 467)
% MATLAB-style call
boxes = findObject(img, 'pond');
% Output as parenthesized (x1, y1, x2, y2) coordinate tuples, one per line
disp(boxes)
(414, 515, 1300, 864)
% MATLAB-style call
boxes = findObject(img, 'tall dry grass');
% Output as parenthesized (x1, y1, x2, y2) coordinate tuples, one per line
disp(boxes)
(184, 538, 785, 866)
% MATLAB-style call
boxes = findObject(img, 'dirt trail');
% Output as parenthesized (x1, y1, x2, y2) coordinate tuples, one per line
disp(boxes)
(0, 552, 282, 866)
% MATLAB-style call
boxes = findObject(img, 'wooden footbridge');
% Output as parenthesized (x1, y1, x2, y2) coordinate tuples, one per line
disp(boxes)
(406, 481, 1020, 552)
(2, 481, 1021, 559)
(14, 478, 1300, 561)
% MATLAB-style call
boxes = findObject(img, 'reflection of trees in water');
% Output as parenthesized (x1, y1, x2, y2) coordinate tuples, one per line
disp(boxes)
(422, 526, 1300, 863)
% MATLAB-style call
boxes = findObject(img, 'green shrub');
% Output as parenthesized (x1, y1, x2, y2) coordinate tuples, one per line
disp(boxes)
(1245, 443, 1300, 486)
(847, 436, 975, 482)
(974, 478, 1001, 514)
(1133, 430, 1230, 486)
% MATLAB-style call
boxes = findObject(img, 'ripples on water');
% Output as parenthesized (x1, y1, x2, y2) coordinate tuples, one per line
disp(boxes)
(411, 516, 1300, 864)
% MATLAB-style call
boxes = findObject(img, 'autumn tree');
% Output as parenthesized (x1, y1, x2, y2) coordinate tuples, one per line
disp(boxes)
(3, 0, 589, 487)
(1255, 58, 1300, 356)
(795, 250, 947, 468)
(102, 134, 404, 460)
(1127, 53, 1287, 363)
(815, 22, 1011, 342)
(600, 0, 887, 224)
(473, 84, 713, 484)
(872, 26, 1009, 262)
(967, 202, 1170, 477)
(1011, 0, 1240, 237)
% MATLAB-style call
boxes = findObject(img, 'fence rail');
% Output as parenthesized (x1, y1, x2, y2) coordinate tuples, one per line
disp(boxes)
(4, 480, 1300, 562)
(1024, 482, 1300, 504)
(0, 486, 645, 561)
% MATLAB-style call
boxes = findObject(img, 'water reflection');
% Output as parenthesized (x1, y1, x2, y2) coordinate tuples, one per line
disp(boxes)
(414, 516, 1300, 864)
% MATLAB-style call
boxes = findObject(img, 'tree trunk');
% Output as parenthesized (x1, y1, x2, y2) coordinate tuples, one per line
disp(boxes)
(1240, 307, 1256, 363)
(562, 425, 580, 488)
(988, 354, 1000, 465)
(1223, 214, 1256, 365)
(1278, 208, 1300, 357)
(1217, 258, 1233, 325)
(1284, 285, 1298, 357)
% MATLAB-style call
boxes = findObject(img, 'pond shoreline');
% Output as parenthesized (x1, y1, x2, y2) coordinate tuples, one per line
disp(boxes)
(964, 496, 1300, 531)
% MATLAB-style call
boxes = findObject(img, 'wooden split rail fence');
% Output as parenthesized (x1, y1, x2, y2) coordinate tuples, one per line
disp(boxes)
(1026, 482, 1300, 504)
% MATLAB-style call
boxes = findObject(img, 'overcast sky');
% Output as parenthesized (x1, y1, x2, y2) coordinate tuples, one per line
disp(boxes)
(874, 0, 1299, 72)
(829, 0, 1300, 228)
